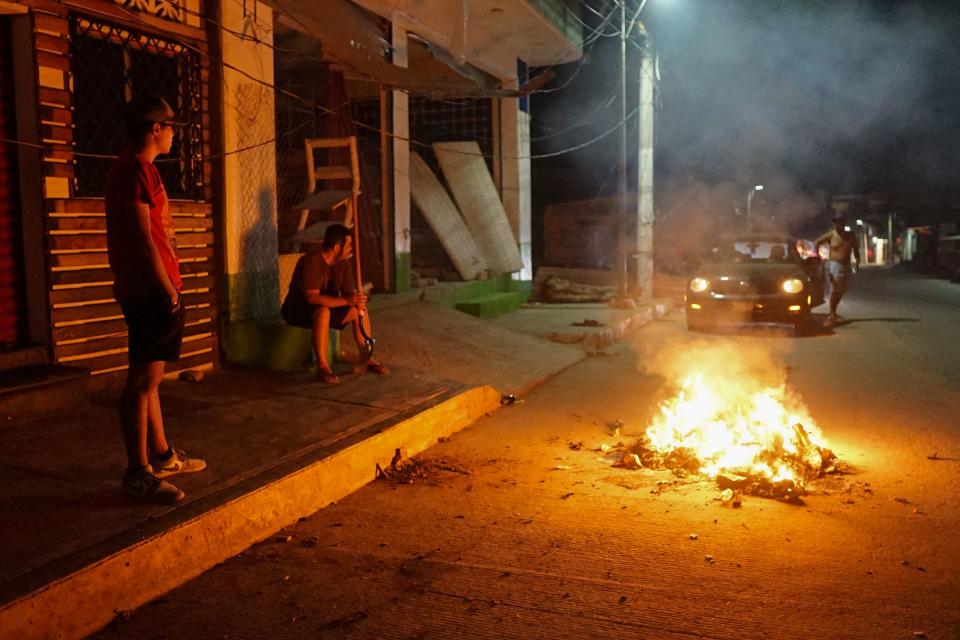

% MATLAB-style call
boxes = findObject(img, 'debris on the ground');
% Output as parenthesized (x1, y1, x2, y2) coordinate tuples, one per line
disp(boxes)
(688, 533, 698, 540)
(927, 452, 958, 461)
(704, 555, 715, 563)
(375, 453, 469, 485)
(597, 443, 612, 453)
(568, 441, 584, 450)
(299, 536, 319, 548)
(619, 595, 628, 604)
(613, 453, 642, 470)
(895, 497, 912, 504)
(317, 611, 368, 631)
(718, 488, 743, 508)
(572, 319, 605, 327)
(561, 492, 575, 500)
(543, 276, 615, 303)
(650, 480, 680, 495)
(178, 369, 204, 383)
(500, 394, 520, 406)
(552, 464, 571, 471)
(274, 534, 292, 543)
(610, 419, 625, 434)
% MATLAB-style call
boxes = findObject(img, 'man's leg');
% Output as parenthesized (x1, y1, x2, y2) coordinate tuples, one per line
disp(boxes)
(146, 376, 170, 458)
(311, 306, 333, 372)
(120, 361, 165, 471)
(120, 360, 184, 503)
(346, 307, 389, 374)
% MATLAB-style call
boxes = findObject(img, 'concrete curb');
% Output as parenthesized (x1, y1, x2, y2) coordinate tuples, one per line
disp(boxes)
(545, 301, 671, 354)
(0, 385, 502, 640)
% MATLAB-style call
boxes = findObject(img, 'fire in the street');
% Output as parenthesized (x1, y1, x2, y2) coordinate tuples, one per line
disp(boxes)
(622, 368, 837, 500)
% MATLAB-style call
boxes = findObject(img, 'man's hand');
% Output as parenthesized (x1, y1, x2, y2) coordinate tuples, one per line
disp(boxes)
(345, 292, 367, 309)
(169, 289, 181, 312)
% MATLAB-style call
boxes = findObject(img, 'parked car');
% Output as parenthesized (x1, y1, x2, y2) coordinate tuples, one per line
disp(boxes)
(685, 234, 826, 334)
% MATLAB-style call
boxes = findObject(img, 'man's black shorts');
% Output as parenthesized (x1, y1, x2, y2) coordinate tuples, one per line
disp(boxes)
(281, 300, 351, 331)
(120, 298, 186, 364)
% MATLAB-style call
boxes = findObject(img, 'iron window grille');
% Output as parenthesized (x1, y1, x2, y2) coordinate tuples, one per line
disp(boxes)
(69, 15, 204, 199)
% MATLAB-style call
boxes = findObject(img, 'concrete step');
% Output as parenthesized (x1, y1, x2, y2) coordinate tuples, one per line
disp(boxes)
(0, 364, 90, 422)
(455, 291, 528, 318)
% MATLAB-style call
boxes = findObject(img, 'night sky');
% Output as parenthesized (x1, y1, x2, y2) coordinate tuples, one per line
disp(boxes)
(533, 0, 960, 201)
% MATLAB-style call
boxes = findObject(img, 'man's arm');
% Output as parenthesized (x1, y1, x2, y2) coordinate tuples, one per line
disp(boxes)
(814, 229, 832, 245)
(132, 201, 178, 306)
(302, 290, 364, 308)
(850, 231, 861, 265)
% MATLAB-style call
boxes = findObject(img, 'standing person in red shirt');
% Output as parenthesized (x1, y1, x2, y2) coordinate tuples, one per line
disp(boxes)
(105, 96, 206, 503)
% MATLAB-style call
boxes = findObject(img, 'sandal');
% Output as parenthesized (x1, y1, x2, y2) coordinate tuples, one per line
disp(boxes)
(366, 361, 390, 375)
(317, 368, 341, 384)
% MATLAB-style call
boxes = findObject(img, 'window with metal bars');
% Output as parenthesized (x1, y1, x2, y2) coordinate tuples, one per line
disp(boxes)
(69, 16, 203, 198)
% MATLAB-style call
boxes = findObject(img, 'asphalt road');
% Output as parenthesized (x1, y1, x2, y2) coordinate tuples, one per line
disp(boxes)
(94, 268, 960, 640)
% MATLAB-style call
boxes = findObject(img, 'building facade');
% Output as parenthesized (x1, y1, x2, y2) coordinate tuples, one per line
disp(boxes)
(0, 0, 582, 387)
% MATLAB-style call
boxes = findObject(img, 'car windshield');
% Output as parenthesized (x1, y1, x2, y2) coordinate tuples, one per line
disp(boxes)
(707, 239, 797, 264)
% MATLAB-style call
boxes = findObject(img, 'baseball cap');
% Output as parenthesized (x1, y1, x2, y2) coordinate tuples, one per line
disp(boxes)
(124, 95, 187, 128)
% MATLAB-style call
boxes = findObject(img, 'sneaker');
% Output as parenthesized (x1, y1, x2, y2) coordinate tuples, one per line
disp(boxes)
(123, 467, 184, 504)
(823, 313, 837, 328)
(150, 448, 207, 479)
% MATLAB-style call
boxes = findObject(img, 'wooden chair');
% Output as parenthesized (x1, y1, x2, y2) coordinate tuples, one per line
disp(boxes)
(290, 136, 361, 251)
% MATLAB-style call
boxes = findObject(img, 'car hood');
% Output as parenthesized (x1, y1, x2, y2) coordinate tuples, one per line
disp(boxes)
(695, 263, 804, 281)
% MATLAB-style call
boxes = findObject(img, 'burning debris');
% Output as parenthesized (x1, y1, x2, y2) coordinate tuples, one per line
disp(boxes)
(613, 372, 840, 501)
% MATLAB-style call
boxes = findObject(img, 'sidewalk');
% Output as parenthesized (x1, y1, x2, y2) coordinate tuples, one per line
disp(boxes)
(0, 296, 666, 640)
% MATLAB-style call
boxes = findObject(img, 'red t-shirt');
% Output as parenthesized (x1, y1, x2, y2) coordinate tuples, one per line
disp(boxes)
(104, 152, 181, 303)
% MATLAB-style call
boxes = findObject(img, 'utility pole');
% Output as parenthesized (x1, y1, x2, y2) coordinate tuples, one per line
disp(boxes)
(887, 211, 895, 265)
(636, 35, 655, 301)
(616, 0, 628, 299)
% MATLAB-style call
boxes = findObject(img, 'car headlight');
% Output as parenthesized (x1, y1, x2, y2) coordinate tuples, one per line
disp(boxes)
(782, 278, 804, 294)
(689, 277, 710, 293)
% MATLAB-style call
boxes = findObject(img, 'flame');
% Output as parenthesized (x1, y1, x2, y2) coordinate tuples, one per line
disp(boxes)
(644, 372, 828, 487)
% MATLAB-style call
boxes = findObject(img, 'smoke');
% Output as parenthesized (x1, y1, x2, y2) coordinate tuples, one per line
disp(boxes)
(534, 1, 959, 194)
(647, 0, 960, 191)
(635, 332, 789, 392)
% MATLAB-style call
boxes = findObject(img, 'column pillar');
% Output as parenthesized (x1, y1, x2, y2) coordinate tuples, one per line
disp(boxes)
(498, 79, 532, 280)
(220, 1, 278, 320)
(391, 22, 411, 292)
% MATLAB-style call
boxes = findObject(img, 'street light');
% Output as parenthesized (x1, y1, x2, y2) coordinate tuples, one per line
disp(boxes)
(747, 185, 764, 226)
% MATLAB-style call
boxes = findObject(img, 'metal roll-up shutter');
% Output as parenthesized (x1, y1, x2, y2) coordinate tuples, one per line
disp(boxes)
(0, 17, 24, 347)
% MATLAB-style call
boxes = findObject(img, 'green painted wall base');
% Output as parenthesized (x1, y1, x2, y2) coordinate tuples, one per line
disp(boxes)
(223, 320, 341, 371)
(395, 252, 411, 293)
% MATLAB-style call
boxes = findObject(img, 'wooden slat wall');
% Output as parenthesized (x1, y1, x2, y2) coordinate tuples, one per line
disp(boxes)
(24, 0, 218, 389)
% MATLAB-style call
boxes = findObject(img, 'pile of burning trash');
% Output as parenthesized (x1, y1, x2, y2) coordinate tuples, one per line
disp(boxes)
(613, 373, 839, 501)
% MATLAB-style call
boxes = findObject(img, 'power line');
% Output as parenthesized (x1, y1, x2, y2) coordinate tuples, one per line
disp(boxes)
(46, 0, 639, 162)
(0, 0, 641, 165)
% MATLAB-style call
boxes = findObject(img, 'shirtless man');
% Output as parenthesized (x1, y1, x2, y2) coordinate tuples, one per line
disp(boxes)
(815, 212, 861, 327)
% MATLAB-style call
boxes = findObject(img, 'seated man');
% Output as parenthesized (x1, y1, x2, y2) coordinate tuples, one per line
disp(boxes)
(282, 223, 388, 383)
